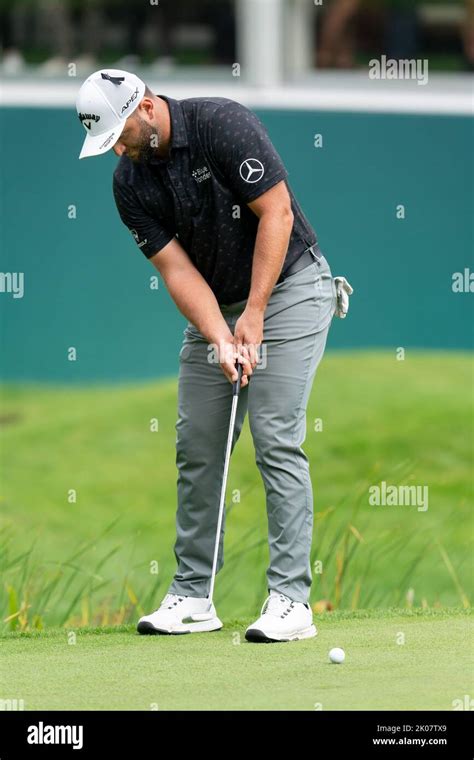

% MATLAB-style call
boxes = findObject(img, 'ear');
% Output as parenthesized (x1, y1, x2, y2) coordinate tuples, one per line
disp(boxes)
(137, 96, 155, 121)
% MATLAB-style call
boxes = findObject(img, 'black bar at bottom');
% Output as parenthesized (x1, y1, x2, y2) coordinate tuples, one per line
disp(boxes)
(0, 709, 472, 756)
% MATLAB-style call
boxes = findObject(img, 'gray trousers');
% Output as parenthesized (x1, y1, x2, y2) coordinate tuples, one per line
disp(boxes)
(168, 254, 337, 604)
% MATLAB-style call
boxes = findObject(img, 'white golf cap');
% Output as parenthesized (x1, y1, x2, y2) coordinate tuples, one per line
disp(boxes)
(76, 69, 146, 159)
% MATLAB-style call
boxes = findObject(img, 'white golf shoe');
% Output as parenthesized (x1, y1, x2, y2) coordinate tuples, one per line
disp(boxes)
(137, 592, 223, 635)
(245, 590, 317, 643)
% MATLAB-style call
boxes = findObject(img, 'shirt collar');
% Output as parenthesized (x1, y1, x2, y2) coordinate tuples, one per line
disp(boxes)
(157, 94, 188, 150)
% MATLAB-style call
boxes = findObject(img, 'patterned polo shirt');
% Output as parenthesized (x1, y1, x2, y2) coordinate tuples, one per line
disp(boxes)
(113, 95, 318, 305)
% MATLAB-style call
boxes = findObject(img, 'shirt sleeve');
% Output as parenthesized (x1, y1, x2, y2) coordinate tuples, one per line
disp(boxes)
(208, 100, 289, 203)
(112, 174, 175, 259)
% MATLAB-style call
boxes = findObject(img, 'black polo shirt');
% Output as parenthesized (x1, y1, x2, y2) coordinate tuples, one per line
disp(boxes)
(113, 95, 319, 305)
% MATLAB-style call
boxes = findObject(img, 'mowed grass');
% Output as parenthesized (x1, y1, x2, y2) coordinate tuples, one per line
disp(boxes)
(1, 608, 472, 711)
(0, 352, 472, 630)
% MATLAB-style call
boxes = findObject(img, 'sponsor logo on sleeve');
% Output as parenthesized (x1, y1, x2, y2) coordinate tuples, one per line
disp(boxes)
(131, 229, 148, 249)
(239, 158, 264, 183)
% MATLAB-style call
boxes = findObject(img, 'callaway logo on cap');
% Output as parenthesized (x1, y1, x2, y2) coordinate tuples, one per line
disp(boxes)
(76, 69, 146, 159)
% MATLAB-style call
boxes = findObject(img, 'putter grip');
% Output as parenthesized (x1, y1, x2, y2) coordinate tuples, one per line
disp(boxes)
(233, 361, 243, 396)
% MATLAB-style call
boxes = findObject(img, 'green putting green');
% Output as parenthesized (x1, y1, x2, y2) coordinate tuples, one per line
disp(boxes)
(1, 608, 472, 711)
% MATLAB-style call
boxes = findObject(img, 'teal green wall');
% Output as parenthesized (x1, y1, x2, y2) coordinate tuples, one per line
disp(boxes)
(0, 106, 472, 382)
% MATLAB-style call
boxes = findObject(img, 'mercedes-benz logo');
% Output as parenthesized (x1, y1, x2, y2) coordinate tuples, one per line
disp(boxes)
(239, 158, 265, 183)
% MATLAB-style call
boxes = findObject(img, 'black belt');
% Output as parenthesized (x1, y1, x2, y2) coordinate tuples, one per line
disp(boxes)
(276, 244, 322, 284)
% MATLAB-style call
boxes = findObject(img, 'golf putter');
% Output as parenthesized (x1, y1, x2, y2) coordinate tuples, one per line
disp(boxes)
(193, 360, 244, 621)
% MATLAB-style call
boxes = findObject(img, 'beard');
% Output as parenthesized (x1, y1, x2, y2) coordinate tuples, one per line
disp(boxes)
(126, 118, 161, 164)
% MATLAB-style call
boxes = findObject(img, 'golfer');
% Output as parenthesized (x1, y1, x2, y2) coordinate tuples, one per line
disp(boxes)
(76, 69, 351, 643)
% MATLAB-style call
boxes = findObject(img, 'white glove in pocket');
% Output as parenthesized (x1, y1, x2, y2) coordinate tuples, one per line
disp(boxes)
(333, 276, 354, 319)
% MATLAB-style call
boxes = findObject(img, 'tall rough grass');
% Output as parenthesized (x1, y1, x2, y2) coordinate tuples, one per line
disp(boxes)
(2, 465, 470, 632)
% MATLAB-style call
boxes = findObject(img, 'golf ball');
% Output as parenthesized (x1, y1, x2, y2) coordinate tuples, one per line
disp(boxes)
(329, 647, 345, 664)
